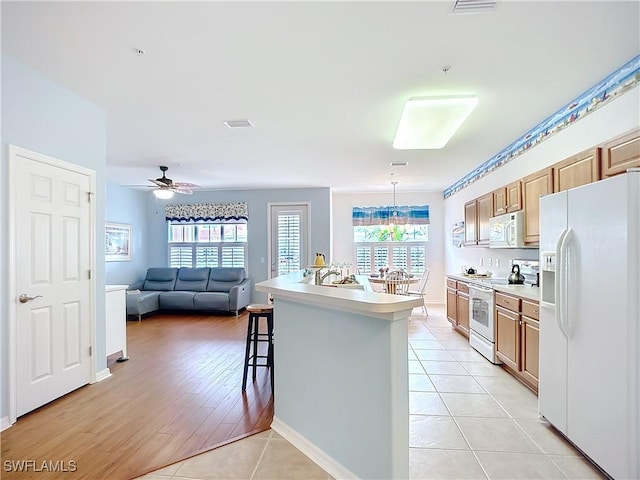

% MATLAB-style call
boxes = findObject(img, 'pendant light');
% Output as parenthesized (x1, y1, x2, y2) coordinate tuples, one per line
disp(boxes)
(389, 181, 398, 228)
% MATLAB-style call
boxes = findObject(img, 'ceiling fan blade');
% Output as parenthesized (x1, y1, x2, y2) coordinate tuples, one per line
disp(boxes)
(172, 187, 194, 195)
(123, 184, 157, 188)
(172, 182, 200, 189)
(148, 179, 169, 187)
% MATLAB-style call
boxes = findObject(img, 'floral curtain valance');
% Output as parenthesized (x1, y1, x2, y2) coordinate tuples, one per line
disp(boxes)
(165, 202, 248, 222)
(352, 205, 429, 226)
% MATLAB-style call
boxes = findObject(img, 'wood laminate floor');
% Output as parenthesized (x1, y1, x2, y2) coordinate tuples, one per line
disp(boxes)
(1, 312, 274, 480)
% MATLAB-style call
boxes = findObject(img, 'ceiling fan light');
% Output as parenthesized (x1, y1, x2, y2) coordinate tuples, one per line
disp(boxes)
(153, 189, 174, 199)
(393, 95, 478, 150)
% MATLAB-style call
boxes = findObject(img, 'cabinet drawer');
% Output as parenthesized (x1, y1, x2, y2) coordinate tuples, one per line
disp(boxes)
(495, 292, 520, 312)
(447, 278, 458, 289)
(457, 282, 469, 294)
(522, 300, 539, 320)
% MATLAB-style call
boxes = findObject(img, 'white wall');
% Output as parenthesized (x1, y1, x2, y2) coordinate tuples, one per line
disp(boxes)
(443, 87, 640, 283)
(332, 190, 445, 303)
(105, 183, 150, 286)
(1, 56, 108, 421)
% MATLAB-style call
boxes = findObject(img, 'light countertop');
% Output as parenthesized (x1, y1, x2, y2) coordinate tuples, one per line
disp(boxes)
(447, 273, 540, 302)
(256, 270, 423, 321)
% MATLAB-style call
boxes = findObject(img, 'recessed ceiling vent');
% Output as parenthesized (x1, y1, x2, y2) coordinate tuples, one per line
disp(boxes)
(390, 162, 408, 167)
(224, 119, 253, 129)
(451, 0, 498, 14)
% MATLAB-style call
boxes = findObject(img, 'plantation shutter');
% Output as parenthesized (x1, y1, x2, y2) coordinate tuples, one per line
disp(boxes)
(221, 246, 245, 267)
(169, 246, 193, 267)
(196, 246, 219, 267)
(276, 212, 302, 275)
(355, 246, 372, 275)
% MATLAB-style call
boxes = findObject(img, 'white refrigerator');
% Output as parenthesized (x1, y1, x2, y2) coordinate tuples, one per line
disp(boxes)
(539, 169, 639, 479)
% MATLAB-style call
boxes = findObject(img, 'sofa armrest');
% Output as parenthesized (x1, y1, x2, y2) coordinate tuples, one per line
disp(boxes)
(126, 291, 161, 318)
(128, 280, 144, 291)
(229, 278, 252, 313)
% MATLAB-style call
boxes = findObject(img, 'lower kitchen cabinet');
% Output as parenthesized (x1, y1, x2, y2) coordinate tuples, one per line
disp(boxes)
(446, 278, 470, 338)
(520, 315, 540, 387)
(496, 305, 520, 371)
(494, 292, 539, 392)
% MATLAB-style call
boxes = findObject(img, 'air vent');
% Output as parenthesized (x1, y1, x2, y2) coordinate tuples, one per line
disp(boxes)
(451, 0, 498, 14)
(390, 162, 408, 167)
(224, 119, 253, 129)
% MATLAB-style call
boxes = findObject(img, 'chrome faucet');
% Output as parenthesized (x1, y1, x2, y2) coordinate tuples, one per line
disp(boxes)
(315, 268, 341, 285)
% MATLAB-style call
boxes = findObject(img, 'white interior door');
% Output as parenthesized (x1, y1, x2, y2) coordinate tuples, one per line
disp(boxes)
(269, 204, 309, 278)
(11, 147, 93, 418)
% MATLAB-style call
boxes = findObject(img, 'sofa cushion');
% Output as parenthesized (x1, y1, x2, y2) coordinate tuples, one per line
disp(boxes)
(206, 267, 246, 292)
(193, 292, 230, 311)
(158, 291, 196, 310)
(175, 267, 210, 292)
(143, 268, 179, 291)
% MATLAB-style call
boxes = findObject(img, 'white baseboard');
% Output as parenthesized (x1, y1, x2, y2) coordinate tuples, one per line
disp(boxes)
(1, 416, 12, 432)
(271, 417, 358, 480)
(93, 368, 112, 383)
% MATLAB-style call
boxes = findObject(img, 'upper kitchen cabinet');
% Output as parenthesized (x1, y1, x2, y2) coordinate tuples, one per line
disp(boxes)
(494, 181, 522, 215)
(522, 168, 553, 244)
(464, 200, 477, 246)
(553, 148, 601, 192)
(465, 193, 493, 246)
(601, 128, 640, 178)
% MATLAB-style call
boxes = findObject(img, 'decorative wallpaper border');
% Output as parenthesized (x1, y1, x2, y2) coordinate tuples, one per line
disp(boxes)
(443, 55, 640, 198)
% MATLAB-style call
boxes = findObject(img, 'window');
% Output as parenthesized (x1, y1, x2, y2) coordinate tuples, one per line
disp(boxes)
(168, 222, 248, 268)
(352, 205, 429, 275)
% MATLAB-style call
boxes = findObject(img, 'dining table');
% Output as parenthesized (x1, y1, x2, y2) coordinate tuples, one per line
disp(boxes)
(368, 275, 419, 294)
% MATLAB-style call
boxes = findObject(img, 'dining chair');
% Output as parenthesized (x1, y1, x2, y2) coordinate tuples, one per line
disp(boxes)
(385, 269, 410, 295)
(408, 267, 430, 315)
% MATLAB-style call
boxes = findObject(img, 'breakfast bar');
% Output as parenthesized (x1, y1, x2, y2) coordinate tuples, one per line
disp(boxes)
(255, 271, 423, 480)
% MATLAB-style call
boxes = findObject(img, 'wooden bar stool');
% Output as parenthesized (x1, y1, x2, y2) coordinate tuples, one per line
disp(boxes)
(242, 304, 274, 392)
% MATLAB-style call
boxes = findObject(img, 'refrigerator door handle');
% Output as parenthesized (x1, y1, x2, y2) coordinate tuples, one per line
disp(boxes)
(562, 228, 575, 336)
(555, 228, 569, 339)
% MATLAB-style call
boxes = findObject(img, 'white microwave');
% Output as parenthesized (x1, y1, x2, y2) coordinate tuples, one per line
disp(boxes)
(489, 211, 526, 248)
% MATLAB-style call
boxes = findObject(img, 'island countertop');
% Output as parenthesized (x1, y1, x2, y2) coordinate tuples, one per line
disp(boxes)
(255, 270, 423, 321)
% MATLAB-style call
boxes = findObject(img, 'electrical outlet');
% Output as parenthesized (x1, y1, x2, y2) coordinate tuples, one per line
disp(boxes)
(495, 258, 500, 267)
(480, 258, 484, 266)
(488, 258, 493, 267)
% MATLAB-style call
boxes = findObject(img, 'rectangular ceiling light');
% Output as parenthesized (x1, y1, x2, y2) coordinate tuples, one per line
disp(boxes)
(393, 95, 478, 150)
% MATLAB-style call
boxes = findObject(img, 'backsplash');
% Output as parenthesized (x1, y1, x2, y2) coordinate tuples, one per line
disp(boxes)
(449, 246, 539, 279)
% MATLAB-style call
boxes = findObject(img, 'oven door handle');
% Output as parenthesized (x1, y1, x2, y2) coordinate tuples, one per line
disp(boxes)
(469, 285, 493, 294)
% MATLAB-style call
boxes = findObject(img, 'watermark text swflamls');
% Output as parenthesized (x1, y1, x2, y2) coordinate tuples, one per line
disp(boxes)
(4, 460, 78, 473)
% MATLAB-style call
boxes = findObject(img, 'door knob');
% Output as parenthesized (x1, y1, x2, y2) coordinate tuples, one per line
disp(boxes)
(19, 294, 42, 304)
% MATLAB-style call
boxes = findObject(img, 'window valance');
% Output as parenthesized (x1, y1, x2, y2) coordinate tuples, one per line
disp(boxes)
(165, 202, 248, 222)
(352, 205, 429, 226)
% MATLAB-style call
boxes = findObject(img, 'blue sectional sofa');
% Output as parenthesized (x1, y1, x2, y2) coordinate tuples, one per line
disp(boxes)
(126, 267, 252, 319)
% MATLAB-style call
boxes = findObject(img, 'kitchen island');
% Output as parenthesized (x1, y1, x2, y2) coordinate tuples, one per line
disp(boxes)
(255, 271, 423, 480)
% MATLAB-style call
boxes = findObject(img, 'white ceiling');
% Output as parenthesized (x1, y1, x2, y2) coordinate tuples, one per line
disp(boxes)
(2, 1, 639, 194)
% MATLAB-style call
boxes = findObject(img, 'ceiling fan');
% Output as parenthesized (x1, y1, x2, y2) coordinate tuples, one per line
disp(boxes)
(146, 166, 200, 199)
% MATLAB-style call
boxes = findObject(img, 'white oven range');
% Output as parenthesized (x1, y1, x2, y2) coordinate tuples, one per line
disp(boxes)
(468, 283, 501, 364)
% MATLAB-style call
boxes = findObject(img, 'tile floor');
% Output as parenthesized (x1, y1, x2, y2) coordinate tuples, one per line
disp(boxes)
(137, 305, 606, 480)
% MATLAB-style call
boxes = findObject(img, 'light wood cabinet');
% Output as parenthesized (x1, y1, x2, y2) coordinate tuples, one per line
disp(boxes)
(522, 168, 553, 245)
(446, 287, 457, 325)
(464, 200, 478, 246)
(506, 181, 522, 212)
(496, 305, 520, 371)
(601, 128, 640, 178)
(494, 181, 522, 216)
(494, 292, 539, 392)
(456, 288, 470, 336)
(521, 316, 539, 387)
(553, 148, 600, 192)
(465, 193, 493, 246)
(477, 193, 493, 245)
(446, 278, 470, 338)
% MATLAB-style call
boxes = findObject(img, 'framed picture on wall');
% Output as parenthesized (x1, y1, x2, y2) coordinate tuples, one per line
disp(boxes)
(105, 222, 132, 261)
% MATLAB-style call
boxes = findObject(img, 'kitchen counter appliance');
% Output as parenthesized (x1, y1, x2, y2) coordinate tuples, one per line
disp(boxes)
(489, 211, 526, 248)
(538, 170, 639, 479)
(468, 283, 501, 364)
